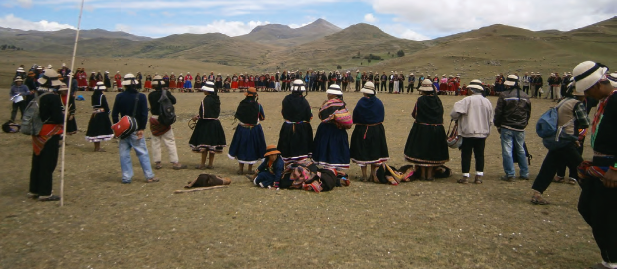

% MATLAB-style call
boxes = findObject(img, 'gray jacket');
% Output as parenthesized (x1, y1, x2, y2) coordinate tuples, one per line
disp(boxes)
(451, 93, 494, 138)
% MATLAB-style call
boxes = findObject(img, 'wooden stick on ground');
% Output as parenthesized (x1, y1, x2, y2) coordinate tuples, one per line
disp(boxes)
(174, 185, 229, 194)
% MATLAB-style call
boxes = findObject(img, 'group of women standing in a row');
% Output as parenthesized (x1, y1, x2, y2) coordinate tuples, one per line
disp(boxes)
(187, 78, 451, 183)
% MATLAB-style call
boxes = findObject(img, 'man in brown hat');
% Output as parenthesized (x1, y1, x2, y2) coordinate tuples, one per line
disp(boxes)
(9, 77, 30, 121)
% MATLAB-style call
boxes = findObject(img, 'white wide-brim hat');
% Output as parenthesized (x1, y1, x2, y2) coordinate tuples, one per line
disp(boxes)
(573, 61, 609, 92)
(608, 72, 617, 88)
(121, 73, 137, 85)
(326, 84, 343, 95)
(504, 75, 519, 86)
(418, 79, 434, 92)
(202, 81, 215, 92)
(95, 81, 106, 90)
(37, 69, 63, 86)
(152, 75, 164, 86)
(468, 79, 484, 92)
(360, 81, 376, 95)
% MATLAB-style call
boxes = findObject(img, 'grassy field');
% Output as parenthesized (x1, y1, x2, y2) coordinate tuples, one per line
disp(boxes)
(0, 88, 601, 268)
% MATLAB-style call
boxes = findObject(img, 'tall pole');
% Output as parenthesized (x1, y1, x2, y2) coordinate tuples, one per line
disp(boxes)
(60, 0, 85, 207)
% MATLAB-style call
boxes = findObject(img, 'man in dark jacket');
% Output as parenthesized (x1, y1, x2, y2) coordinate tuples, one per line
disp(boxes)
(112, 73, 159, 184)
(494, 74, 531, 181)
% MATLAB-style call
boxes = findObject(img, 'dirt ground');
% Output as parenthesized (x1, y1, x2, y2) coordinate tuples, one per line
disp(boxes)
(0, 88, 600, 268)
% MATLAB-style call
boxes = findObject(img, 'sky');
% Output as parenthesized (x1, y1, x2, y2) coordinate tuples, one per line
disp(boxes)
(1, 0, 616, 41)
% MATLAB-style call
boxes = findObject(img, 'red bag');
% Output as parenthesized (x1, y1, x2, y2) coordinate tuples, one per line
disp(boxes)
(112, 94, 140, 139)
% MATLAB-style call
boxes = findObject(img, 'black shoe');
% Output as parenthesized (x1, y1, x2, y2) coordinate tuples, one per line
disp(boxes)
(518, 176, 530, 180)
(500, 175, 515, 182)
(38, 195, 60, 201)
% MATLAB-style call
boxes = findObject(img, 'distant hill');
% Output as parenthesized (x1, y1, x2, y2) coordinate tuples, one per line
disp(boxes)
(238, 18, 341, 47)
(0, 17, 616, 82)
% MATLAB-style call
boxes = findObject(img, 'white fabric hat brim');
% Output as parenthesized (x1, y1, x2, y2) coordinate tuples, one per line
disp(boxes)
(467, 85, 483, 91)
(37, 77, 63, 86)
(418, 86, 434, 92)
(201, 86, 215, 92)
(360, 88, 375, 94)
(608, 73, 617, 88)
(574, 66, 608, 92)
(121, 80, 137, 86)
(503, 81, 516, 86)
(96, 86, 107, 90)
(326, 89, 343, 95)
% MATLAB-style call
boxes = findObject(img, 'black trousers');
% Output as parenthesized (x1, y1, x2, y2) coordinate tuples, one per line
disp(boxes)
(407, 83, 414, 93)
(523, 86, 529, 94)
(355, 81, 360, 91)
(380, 82, 386, 92)
(531, 143, 583, 194)
(389, 83, 393, 93)
(460, 137, 486, 174)
(11, 101, 27, 121)
(578, 177, 617, 263)
(30, 135, 60, 196)
(557, 138, 584, 178)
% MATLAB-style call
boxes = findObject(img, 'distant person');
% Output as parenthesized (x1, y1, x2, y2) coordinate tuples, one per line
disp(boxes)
(313, 84, 351, 169)
(355, 70, 362, 92)
(148, 75, 187, 170)
(111, 73, 159, 184)
(404, 79, 449, 180)
(114, 71, 122, 91)
(494, 75, 531, 181)
(407, 73, 415, 93)
(189, 81, 226, 169)
(451, 80, 494, 184)
(104, 71, 111, 89)
(574, 61, 617, 269)
(28, 68, 64, 201)
(277, 80, 313, 164)
(85, 82, 114, 152)
(522, 72, 531, 94)
(228, 87, 266, 174)
(350, 82, 389, 181)
(58, 83, 77, 135)
(9, 77, 29, 122)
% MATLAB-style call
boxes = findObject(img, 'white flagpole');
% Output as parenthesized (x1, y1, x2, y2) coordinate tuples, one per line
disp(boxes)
(60, 0, 86, 207)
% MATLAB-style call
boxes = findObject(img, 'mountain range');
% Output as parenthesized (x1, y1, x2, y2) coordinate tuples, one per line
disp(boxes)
(1, 17, 616, 80)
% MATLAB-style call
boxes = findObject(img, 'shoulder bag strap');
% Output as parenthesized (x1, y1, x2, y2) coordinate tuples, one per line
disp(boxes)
(132, 93, 140, 118)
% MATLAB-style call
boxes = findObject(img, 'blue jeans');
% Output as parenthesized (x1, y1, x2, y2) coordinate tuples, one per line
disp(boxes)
(119, 133, 155, 183)
(500, 128, 529, 178)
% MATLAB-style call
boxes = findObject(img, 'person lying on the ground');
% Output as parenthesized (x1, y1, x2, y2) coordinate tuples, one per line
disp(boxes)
(374, 163, 415, 185)
(185, 174, 231, 188)
(303, 168, 350, 192)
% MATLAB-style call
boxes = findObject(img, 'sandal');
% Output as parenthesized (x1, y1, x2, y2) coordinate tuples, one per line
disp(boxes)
(567, 178, 577, 185)
(195, 165, 206, 170)
(553, 176, 566, 183)
(38, 195, 60, 201)
(236, 170, 244, 175)
(146, 177, 160, 183)
(474, 176, 483, 184)
(531, 192, 549, 205)
(172, 164, 187, 170)
(457, 177, 469, 184)
(206, 165, 214, 169)
(155, 162, 163, 170)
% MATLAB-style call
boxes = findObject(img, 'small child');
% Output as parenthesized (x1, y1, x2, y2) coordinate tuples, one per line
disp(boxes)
(248, 145, 284, 189)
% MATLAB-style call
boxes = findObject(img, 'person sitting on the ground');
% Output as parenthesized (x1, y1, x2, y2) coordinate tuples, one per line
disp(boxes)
(374, 163, 415, 185)
(249, 145, 284, 189)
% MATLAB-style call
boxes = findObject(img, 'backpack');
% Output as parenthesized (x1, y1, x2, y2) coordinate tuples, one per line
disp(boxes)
(536, 99, 578, 150)
(21, 92, 52, 135)
(157, 90, 176, 126)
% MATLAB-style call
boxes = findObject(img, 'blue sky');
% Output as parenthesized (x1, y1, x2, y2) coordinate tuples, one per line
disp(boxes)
(1, 0, 616, 40)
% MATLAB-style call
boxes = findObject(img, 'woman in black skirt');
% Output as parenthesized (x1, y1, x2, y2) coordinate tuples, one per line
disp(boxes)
(58, 84, 77, 135)
(312, 84, 351, 169)
(403, 79, 449, 180)
(350, 81, 389, 181)
(189, 81, 226, 169)
(277, 79, 313, 164)
(85, 82, 113, 152)
(228, 87, 267, 174)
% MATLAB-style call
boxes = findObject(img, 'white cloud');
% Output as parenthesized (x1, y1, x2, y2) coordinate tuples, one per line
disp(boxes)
(364, 13, 377, 23)
(133, 20, 270, 37)
(400, 29, 429, 41)
(369, 0, 617, 36)
(18, 0, 32, 8)
(0, 14, 75, 31)
(115, 24, 131, 33)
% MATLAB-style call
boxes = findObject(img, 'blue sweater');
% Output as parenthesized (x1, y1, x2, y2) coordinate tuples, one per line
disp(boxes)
(111, 89, 149, 130)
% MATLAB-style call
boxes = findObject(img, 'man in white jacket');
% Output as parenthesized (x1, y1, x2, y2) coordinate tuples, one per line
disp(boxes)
(450, 79, 495, 184)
